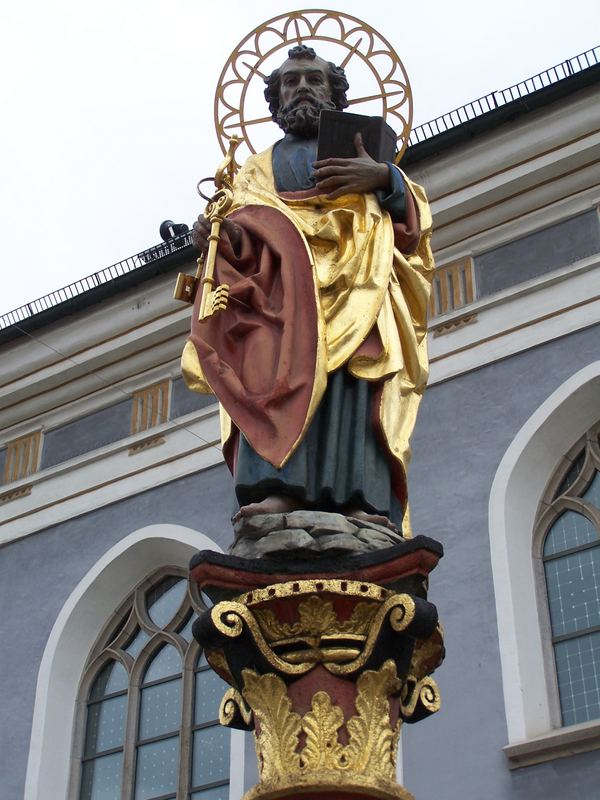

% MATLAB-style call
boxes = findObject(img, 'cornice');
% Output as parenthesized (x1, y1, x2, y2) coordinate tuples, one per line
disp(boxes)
(406, 83, 600, 200)
(0, 405, 222, 545)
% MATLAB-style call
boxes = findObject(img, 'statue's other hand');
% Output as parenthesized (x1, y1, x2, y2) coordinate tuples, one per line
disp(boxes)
(191, 215, 211, 252)
(191, 215, 242, 256)
(313, 132, 391, 200)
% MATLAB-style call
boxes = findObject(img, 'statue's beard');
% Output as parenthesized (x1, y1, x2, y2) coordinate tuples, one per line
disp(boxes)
(276, 96, 336, 137)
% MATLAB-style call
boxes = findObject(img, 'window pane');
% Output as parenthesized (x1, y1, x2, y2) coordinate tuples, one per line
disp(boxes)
(126, 628, 152, 659)
(195, 669, 228, 724)
(139, 678, 182, 741)
(134, 735, 180, 800)
(80, 752, 123, 800)
(144, 645, 181, 683)
(192, 725, 230, 788)
(545, 547, 600, 637)
(146, 577, 187, 628)
(85, 695, 127, 756)
(583, 471, 600, 508)
(191, 784, 230, 800)
(89, 661, 128, 700)
(544, 510, 598, 556)
(555, 631, 600, 726)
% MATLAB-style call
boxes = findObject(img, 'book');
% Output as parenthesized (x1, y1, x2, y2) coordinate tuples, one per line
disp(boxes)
(317, 110, 397, 162)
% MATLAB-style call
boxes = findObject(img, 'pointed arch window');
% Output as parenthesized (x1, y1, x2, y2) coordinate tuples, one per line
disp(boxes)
(80, 660, 129, 798)
(74, 569, 231, 800)
(537, 422, 600, 727)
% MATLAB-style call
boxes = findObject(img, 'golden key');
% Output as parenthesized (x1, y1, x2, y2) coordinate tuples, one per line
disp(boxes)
(172, 135, 241, 319)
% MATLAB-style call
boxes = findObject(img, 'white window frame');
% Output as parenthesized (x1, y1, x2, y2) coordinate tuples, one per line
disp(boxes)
(488, 361, 600, 768)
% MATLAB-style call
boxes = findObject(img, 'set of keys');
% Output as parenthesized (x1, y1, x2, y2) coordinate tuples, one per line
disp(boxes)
(173, 135, 241, 321)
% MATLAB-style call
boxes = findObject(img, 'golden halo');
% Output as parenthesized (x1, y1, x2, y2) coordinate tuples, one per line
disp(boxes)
(214, 9, 413, 168)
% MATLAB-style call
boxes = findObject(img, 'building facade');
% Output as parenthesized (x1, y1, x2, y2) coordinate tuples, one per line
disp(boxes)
(1, 50, 599, 800)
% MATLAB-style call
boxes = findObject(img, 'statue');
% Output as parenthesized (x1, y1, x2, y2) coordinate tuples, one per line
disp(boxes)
(181, 45, 434, 533)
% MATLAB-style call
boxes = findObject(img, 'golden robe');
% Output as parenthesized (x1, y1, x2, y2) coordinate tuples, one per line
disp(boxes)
(182, 147, 434, 516)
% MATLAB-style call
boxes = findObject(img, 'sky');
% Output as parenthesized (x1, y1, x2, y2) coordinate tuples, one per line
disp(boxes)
(0, 0, 598, 317)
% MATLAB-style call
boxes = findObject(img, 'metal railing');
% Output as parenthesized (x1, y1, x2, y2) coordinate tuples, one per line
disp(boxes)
(0, 232, 192, 331)
(409, 45, 599, 145)
(1, 45, 598, 333)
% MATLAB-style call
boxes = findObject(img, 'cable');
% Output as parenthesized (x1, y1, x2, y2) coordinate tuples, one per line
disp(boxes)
(7, 322, 224, 458)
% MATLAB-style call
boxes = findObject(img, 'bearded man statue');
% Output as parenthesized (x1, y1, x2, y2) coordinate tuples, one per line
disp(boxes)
(182, 45, 434, 533)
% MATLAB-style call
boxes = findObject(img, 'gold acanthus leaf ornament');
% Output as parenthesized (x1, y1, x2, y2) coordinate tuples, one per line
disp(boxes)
(241, 660, 402, 782)
(344, 660, 401, 778)
(255, 597, 379, 641)
(301, 692, 345, 770)
(241, 670, 301, 780)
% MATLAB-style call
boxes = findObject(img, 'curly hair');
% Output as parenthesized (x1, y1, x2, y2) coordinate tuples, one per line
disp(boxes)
(264, 45, 349, 120)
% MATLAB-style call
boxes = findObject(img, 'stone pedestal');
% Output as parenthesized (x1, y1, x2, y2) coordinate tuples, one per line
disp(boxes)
(190, 514, 444, 800)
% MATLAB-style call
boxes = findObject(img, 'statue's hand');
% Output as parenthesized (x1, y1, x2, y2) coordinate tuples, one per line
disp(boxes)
(191, 215, 242, 256)
(312, 133, 391, 200)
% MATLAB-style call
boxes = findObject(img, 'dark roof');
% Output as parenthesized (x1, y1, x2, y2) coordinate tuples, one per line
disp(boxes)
(403, 50, 600, 165)
(1, 45, 598, 345)
(0, 236, 193, 345)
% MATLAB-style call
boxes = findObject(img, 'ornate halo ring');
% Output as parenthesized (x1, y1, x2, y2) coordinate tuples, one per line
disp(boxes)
(214, 9, 413, 169)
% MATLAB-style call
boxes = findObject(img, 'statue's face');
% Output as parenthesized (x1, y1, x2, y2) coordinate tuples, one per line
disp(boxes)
(275, 56, 334, 137)
(278, 57, 332, 110)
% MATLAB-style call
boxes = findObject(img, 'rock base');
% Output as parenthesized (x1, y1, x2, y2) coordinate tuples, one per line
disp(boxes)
(230, 510, 405, 559)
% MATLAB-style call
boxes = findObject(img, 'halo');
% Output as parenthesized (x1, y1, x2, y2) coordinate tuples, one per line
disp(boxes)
(214, 9, 413, 168)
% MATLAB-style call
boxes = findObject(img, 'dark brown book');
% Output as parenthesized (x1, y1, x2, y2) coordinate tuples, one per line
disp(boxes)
(317, 110, 397, 162)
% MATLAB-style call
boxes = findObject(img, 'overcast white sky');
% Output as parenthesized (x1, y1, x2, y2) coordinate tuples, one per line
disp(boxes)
(0, 0, 598, 316)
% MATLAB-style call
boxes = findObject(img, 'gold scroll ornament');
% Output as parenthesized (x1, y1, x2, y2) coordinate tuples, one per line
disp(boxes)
(207, 580, 420, 677)
(173, 136, 241, 319)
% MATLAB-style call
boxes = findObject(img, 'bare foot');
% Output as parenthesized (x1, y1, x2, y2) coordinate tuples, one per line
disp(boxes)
(345, 508, 399, 534)
(232, 495, 303, 523)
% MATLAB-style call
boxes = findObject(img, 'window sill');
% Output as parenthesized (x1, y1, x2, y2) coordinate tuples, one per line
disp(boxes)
(503, 720, 600, 769)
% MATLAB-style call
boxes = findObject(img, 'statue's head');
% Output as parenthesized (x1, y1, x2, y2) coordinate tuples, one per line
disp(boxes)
(264, 45, 349, 137)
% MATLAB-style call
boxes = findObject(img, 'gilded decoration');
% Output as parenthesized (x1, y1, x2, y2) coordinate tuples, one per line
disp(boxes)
(219, 687, 253, 730)
(399, 675, 441, 720)
(242, 671, 302, 779)
(193, 558, 443, 800)
(204, 579, 422, 676)
(254, 596, 380, 640)
(241, 661, 403, 788)
(409, 622, 445, 680)
(397, 624, 444, 721)
(238, 578, 391, 605)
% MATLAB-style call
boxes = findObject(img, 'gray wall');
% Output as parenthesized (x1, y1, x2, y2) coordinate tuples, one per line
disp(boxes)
(41, 399, 132, 469)
(0, 463, 233, 800)
(37, 379, 214, 472)
(475, 208, 600, 297)
(171, 376, 215, 418)
(404, 323, 600, 799)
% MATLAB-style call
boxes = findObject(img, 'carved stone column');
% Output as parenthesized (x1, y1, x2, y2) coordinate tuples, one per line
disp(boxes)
(190, 513, 444, 800)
